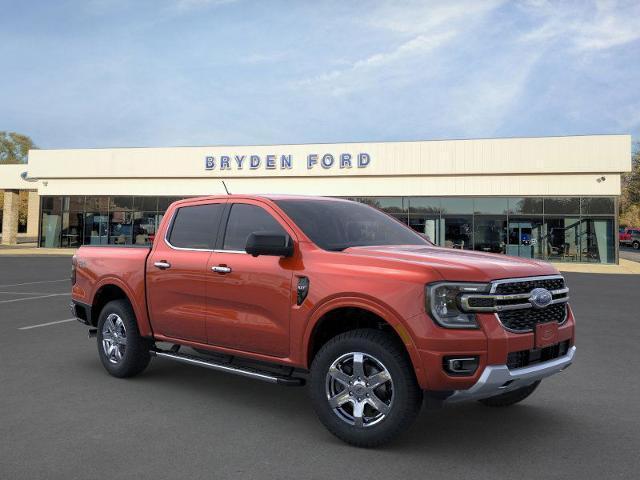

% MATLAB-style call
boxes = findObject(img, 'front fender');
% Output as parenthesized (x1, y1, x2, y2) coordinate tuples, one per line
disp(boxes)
(301, 294, 424, 382)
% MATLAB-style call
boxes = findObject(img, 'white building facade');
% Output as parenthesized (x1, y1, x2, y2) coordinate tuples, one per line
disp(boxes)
(0, 134, 632, 263)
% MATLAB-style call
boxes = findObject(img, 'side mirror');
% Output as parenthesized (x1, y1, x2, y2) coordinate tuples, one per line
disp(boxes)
(245, 232, 293, 257)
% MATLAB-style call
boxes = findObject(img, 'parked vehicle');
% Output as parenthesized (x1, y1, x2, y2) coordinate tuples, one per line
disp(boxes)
(619, 227, 640, 249)
(71, 195, 576, 447)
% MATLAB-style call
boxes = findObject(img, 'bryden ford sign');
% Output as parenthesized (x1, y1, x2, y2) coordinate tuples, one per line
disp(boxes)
(205, 152, 371, 171)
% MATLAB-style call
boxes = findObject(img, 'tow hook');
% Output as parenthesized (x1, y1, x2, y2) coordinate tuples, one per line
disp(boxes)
(88, 328, 97, 339)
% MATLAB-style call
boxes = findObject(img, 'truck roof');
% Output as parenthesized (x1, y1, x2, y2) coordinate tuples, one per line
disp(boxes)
(173, 194, 350, 204)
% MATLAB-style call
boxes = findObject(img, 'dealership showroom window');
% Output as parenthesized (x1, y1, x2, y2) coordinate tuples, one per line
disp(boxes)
(39, 194, 616, 264)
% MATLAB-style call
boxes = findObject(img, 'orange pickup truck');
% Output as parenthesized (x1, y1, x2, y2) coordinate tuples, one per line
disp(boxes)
(71, 195, 575, 447)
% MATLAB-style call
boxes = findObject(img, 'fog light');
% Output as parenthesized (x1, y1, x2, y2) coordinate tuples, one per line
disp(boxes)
(443, 356, 479, 376)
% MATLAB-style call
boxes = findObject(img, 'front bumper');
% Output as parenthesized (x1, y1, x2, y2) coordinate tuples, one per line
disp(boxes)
(446, 346, 576, 402)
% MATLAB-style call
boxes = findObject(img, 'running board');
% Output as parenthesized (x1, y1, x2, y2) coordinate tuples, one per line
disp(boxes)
(150, 349, 305, 386)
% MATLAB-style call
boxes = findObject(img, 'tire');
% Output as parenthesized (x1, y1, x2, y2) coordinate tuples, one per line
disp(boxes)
(96, 299, 152, 378)
(478, 380, 541, 407)
(310, 329, 423, 448)
(633, 241, 640, 250)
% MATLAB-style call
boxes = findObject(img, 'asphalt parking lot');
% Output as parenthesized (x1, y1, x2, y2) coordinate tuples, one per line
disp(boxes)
(621, 245, 640, 263)
(0, 256, 638, 479)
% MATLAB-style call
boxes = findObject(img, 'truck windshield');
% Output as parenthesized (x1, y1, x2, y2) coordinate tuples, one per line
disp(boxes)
(274, 199, 431, 251)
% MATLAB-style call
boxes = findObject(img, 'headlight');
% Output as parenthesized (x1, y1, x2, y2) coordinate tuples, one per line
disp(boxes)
(426, 282, 490, 329)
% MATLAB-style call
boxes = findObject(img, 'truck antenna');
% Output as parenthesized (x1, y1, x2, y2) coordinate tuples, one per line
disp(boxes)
(222, 181, 230, 195)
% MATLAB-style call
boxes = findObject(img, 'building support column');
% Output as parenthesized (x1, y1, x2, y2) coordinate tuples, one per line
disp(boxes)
(1, 189, 20, 246)
(26, 190, 40, 239)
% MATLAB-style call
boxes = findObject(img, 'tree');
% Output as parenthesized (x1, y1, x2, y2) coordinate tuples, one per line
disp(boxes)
(0, 131, 36, 164)
(0, 132, 37, 232)
(620, 142, 640, 227)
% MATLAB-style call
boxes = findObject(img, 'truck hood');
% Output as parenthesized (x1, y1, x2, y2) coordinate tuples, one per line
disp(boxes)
(344, 245, 559, 282)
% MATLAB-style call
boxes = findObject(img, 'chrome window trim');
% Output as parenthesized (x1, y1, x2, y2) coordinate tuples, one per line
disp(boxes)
(213, 249, 247, 255)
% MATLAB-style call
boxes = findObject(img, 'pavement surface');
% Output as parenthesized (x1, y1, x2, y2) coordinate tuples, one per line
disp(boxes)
(620, 245, 640, 263)
(0, 256, 638, 479)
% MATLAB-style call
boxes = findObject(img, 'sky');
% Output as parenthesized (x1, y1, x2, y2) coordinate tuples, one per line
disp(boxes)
(1, 0, 639, 149)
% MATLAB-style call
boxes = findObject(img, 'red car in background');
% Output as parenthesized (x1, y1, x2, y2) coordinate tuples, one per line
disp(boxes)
(620, 227, 640, 249)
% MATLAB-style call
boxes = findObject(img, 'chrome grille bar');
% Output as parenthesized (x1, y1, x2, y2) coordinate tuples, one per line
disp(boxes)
(459, 286, 569, 313)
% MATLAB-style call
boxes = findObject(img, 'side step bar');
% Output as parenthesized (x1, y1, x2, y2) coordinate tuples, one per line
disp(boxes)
(150, 349, 305, 387)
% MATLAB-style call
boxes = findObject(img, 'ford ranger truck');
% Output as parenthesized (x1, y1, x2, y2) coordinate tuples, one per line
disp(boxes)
(70, 195, 576, 447)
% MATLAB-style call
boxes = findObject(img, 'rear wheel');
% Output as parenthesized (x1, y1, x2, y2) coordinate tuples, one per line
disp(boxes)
(310, 329, 422, 447)
(633, 241, 640, 250)
(478, 380, 541, 407)
(97, 299, 152, 378)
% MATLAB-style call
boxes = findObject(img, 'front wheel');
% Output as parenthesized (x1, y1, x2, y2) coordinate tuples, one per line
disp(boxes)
(97, 299, 152, 378)
(310, 329, 423, 448)
(633, 241, 640, 250)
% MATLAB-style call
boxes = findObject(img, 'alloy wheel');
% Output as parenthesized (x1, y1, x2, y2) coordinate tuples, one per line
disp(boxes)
(101, 313, 127, 364)
(325, 352, 394, 428)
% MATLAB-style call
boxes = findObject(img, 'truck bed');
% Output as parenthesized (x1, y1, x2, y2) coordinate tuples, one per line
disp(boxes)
(73, 245, 153, 336)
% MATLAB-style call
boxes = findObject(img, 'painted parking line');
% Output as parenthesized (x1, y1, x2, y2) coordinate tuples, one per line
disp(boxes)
(0, 293, 71, 304)
(0, 291, 69, 296)
(0, 279, 68, 288)
(19, 318, 77, 330)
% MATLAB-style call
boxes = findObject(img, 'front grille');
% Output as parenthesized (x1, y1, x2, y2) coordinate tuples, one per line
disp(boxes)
(494, 277, 565, 295)
(498, 303, 567, 331)
(458, 275, 570, 333)
(492, 276, 568, 332)
(507, 340, 571, 369)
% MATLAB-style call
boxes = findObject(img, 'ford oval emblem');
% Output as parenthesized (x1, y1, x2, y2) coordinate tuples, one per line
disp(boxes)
(529, 288, 553, 309)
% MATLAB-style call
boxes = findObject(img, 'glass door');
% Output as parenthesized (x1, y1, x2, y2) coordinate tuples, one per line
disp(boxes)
(578, 218, 614, 263)
(543, 217, 580, 262)
(507, 219, 543, 259)
(84, 213, 109, 245)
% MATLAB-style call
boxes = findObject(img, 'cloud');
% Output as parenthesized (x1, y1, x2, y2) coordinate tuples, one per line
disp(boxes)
(296, 0, 506, 96)
(297, 31, 455, 95)
(519, 0, 640, 51)
(2, 0, 638, 148)
(440, 51, 543, 136)
(369, 0, 505, 35)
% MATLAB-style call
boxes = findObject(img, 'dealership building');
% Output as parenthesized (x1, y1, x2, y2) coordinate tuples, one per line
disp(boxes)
(0, 134, 631, 264)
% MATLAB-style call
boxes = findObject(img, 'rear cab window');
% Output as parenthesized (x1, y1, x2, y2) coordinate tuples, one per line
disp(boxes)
(168, 203, 225, 249)
(223, 203, 287, 251)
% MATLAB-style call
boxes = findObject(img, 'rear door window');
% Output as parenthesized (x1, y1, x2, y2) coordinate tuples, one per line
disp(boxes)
(223, 204, 286, 251)
(168, 203, 225, 249)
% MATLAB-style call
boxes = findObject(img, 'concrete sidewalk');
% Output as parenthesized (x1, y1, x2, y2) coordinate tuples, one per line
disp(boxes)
(551, 259, 640, 274)
(0, 247, 76, 256)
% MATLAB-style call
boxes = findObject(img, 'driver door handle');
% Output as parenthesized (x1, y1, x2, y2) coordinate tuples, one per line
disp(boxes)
(212, 265, 232, 274)
(154, 261, 171, 270)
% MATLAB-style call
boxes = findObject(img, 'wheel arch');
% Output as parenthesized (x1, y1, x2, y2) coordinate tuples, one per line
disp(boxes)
(303, 297, 423, 380)
(90, 278, 151, 336)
